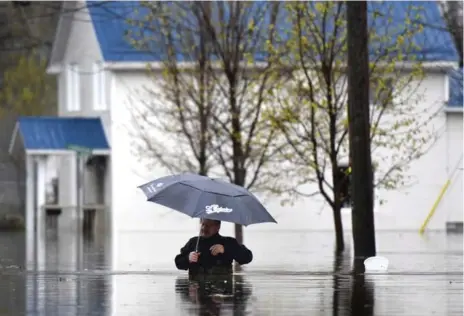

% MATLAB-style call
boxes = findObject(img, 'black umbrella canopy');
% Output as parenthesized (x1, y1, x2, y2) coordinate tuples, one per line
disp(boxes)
(138, 173, 277, 226)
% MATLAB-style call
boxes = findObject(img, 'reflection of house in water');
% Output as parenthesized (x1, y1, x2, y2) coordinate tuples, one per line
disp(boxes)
(7, 116, 112, 316)
(25, 229, 112, 316)
(0, 233, 26, 315)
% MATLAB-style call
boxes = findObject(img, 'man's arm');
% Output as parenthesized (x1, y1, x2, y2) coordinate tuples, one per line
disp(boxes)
(227, 238, 253, 265)
(174, 238, 195, 270)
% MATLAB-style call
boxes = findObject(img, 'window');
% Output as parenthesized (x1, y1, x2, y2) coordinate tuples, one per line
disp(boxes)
(335, 164, 352, 208)
(92, 61, 107, 111)
(66, 63, 80, 111)
(369, 78, 393, 108)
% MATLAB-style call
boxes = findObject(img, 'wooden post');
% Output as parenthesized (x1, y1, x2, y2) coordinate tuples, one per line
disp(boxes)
(346, 1, 377, 263)
(36, 156, 47, 235)
(25, 155, 34, 234)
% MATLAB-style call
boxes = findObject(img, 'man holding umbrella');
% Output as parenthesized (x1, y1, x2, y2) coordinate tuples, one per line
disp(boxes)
(174, 219, 253, 275)
(138, 173, 277, 276)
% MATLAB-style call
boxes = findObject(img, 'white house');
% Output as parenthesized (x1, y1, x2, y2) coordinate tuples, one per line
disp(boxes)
(6, 2, 461, 314)
(10, 1, 462, 238)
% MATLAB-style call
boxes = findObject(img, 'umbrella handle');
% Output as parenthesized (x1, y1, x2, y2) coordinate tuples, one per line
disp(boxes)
(194, 228, 201, 252)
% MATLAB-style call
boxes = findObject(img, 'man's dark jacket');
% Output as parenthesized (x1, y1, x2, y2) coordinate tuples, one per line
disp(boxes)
(175, 233, 253, 275)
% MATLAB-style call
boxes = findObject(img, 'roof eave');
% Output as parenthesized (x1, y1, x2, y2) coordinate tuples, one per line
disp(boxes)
(25, 149, 111, 156)
(104, 60, 459, 72)
(418, 61, 459, 72)
(47, 1, 79, 75)
(444, 106, 464, 113)
(46, 63, 62, 75)
(8, 122, 19, 156)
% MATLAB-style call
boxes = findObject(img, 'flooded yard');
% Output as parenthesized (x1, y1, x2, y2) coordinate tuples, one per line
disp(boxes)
(0, 230, 462, 315)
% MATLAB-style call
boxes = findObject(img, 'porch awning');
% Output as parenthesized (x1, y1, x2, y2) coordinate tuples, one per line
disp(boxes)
(9, 116, 111, 155)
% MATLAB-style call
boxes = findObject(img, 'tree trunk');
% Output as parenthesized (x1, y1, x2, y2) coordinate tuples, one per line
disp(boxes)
(346, 1, 376, 260)
(332, 165, 345, 252)
(227, 78, 244, 246)
(332, 204, 345, 253)
(441, 1, 463, 67)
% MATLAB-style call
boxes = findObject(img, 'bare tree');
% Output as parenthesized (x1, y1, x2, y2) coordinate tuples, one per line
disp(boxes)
(128, 2, 285, 245)
(127, 2, 217, 176)
(266, 2, 435, 251)
(196, 2, 285, 245)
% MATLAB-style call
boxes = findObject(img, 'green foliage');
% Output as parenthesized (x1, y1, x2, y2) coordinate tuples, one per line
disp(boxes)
(0, 51, 55, 117)
(0, 212, 25, 231)
(264, 2, 431, 207)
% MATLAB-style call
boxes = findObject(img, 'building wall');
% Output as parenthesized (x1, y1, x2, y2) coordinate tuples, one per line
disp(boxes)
(443, 112, 463, 224)
(56, 3, 112, 231)
(109, 69, 455, 235)
(55, 4, 459, 234)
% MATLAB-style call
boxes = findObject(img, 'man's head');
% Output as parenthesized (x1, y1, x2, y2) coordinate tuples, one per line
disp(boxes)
(200, 219, 221, 238)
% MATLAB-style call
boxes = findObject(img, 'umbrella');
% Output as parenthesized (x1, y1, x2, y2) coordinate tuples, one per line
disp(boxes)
(138, 173, 277, 250)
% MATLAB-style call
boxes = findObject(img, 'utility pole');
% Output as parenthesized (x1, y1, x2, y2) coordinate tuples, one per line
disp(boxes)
(346, 1, 376, 266)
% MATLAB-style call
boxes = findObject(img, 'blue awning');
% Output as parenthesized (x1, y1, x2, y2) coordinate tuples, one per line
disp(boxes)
(10, 116, 110, 154)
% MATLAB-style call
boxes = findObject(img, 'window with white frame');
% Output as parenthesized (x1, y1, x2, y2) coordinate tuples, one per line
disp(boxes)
(92, 61, 107, 111)
(66, 63, 80, 111)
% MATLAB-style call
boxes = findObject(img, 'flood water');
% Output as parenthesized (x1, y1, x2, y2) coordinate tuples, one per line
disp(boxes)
(0, 229, 462, 315)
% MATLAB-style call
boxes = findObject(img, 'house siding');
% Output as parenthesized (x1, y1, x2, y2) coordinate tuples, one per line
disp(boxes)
(109, 70, 458, 234)
(52, 2, 461, 235)
(57, 3, 112, 231)
(48, 2, 462, 312)
(444, 113, 463, 224)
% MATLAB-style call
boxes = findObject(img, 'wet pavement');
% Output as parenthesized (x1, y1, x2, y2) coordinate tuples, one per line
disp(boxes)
(0, 230, 462, 315)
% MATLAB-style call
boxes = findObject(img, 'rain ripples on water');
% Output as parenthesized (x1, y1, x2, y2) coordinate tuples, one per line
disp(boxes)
(0, 230, 462, 315)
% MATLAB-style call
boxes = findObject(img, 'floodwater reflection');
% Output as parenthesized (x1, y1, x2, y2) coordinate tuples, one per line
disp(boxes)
(175, 274, 252, 315)
(330, 252, 375, 316)
(0, 230, 461, 315)
(25, 229, 112, 316)
(350, 273, 375, 316)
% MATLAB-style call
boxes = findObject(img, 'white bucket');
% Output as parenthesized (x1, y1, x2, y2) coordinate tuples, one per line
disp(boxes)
(364, 256, 389, 273)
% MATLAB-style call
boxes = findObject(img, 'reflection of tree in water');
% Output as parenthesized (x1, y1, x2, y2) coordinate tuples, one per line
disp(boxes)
(332, 253, 375, 316)
(175, 274, 252, 316)
(332, 252, 352, 316)
(350, 271, 374, 316)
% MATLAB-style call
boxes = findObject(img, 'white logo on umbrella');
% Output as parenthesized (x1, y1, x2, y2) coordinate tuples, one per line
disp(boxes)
(205, 204, 233, 214)
(146, 182, 164, 194)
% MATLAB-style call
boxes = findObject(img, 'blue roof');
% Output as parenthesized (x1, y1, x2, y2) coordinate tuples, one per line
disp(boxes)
(448, 69, 463, 107)
(17, 117, 110, 151)
(87, 1, 459, 63)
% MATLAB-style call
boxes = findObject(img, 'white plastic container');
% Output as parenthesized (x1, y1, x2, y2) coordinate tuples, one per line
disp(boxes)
(364, 256, 389, 273)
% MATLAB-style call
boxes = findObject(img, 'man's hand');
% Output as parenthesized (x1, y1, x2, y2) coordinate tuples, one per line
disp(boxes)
(210, 244, 224, 256)
(189, 252, 200, 263)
